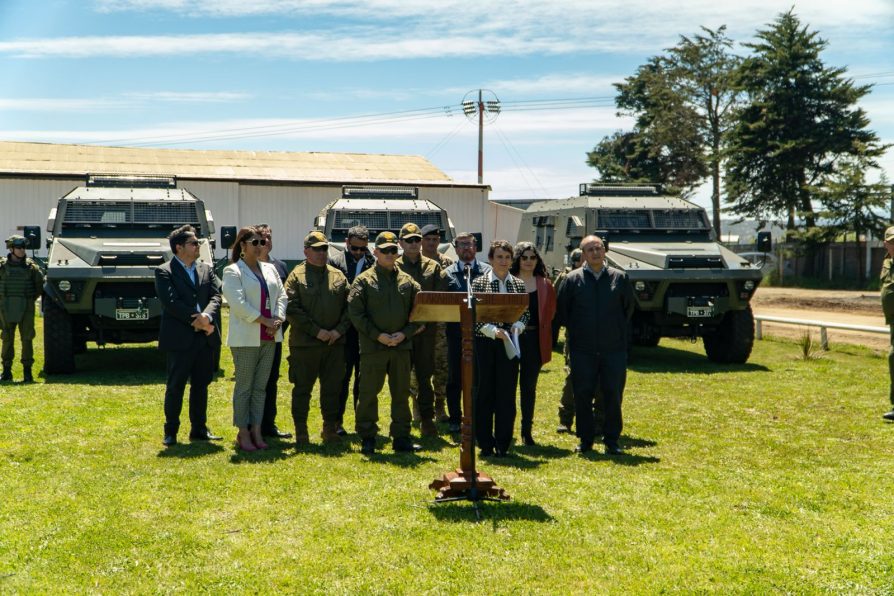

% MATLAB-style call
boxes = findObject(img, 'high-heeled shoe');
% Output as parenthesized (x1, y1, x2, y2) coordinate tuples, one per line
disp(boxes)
(236, 431, 257, 452)
(521, 431, 537, 447)
(252, 434, 268, 450)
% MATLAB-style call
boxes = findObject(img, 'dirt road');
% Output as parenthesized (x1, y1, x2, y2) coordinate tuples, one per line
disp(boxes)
(751, 287, 888, 350)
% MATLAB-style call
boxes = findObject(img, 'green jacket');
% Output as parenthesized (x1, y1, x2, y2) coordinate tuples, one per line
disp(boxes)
(0, 255, 44, 325)
(348, 264, 420, 353)
(881, 257, 894, 324)
(285, 262, 351, 348)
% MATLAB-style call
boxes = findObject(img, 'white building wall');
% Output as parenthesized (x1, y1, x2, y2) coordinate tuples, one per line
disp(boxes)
(0, 177, 82, 253)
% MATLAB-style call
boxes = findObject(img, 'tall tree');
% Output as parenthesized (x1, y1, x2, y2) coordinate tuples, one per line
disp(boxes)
(724, 10, 885, 233)
(666, 26, 743, 236)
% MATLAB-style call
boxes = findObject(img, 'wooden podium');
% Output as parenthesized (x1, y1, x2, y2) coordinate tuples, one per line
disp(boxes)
(410, 290, 528, 502)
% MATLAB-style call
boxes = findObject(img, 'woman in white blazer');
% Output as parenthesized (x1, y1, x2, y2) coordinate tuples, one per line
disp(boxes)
(222, 226, 288, 451)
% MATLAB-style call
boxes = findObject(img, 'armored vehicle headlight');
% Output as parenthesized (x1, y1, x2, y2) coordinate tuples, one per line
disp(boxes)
(58, 280, 71, 291)
(634, 281, 646, 292)
(743, 280, 755, 291)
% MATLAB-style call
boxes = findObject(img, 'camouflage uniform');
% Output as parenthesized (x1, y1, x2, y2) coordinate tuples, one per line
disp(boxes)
(430, 252, 453, 421)
(881, 252, 894, 408)
(0, 236, 44, 382)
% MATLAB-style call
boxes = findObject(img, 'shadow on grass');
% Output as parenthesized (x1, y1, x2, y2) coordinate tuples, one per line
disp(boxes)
(157, 441, 225, 459)
(619, 435, 657, 448)
(43, 346, 167, 385)
(629, 344, 770, 374)
(576, 450, 661, 466)
(229, 446, 294, 464)
(514, 443, 573, 459)
(428, 500, 553, 524)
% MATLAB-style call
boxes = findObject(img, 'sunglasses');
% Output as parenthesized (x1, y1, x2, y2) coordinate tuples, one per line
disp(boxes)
(401, 237, 421, 244)
(183, 240, 200, 247)
(378, 246, 398, 255)
(519, 254, 537, 261)
(310, 245, 329, 252)
(349, 245, 368, 252)
(248, 238, 268, 246)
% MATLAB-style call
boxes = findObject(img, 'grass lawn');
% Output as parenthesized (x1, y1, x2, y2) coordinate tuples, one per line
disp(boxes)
(2, 314, 894, 593)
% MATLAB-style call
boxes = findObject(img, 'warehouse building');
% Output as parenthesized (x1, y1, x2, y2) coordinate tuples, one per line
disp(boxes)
(0, 141, 522, 260)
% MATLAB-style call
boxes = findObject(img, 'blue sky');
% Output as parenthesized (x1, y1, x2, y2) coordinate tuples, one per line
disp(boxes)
(1, 0, 892, 215)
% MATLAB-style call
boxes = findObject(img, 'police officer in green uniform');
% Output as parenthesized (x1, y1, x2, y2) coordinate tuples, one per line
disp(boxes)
(285, 231, 352, 444)
(348, 231, 422, 454)
(396, 222, 446, 437)
(881, 226, 894, 421)
(420, 223, 453, 422)
(0, 235, 44, 382)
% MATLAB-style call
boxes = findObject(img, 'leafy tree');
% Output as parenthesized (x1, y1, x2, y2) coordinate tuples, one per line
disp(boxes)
(724, 10, 886, 234)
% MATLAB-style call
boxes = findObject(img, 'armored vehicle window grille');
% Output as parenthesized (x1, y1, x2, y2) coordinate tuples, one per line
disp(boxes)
(334, 210, 388, 230)
(133, 203, 198, 224)
(653, 210, 708, 230)
(389, 211, 442, 230)
(597, 210, 651, 229)
(64, 202, 132, 224)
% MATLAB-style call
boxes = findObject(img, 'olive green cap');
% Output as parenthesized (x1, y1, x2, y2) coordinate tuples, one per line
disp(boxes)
(375, 231, 399, 248)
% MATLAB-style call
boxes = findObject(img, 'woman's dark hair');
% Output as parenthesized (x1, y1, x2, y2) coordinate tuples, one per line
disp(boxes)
(510, 241, 547, 277)
(487, 239, 514, 260)
(230, 226, 260, 263)
(167, 225, 196, 253)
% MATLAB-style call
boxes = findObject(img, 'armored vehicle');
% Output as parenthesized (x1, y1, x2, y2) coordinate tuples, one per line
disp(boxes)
(519, 183, 765, 363)
(40, 175, 216, 373)
(314, 186, 458, 261)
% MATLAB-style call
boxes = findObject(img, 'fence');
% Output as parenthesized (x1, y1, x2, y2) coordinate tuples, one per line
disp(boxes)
(754, 315, 888, 350)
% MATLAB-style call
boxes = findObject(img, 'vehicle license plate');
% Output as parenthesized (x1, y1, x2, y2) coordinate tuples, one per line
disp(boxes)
(116, 308, 149, 321)
(687, 306, 713, 318)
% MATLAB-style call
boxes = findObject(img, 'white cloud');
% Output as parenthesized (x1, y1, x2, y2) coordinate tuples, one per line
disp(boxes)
(0, 91, 252, 113)
(122, 91, 252, 102)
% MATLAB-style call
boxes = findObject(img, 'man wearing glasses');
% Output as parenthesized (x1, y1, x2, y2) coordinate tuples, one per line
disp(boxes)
(155, 225, 222, 447)
(348, 231, 422, 455)
(285, 231, 351, 444)
(555, 235, 634, 456)
(329, 225, 375, 436)
(396, 223, 446, 437)
(443, 232, 491, 432)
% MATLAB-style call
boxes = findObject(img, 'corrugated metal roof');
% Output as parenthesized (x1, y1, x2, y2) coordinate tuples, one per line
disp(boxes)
(0, 141, 461, 185)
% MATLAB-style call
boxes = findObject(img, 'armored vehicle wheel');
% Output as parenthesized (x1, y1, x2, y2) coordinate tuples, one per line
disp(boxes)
(43, 298, 76, 374)
(703, 305, 754, 364)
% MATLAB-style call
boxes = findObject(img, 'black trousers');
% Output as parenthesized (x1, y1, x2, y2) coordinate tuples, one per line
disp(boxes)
(569, 350, 626, 447)
(446, 331, 463, 425)
(474, 336, 519, 453)
(163, 338, 215, 437)
(261, 321, 288, 433)
(337, 327, 361, 425)
(518, 330, 542, 433)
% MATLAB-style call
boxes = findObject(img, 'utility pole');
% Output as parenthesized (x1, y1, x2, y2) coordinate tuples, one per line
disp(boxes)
(462, 89, 501, 184)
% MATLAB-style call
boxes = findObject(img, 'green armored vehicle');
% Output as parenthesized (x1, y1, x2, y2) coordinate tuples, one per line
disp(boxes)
(41, 175, 216, 373)
(519, 183, 765, 363)
(314, 186, 459, 261)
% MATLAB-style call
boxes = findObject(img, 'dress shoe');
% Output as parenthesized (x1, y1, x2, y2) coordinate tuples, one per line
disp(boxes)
(556, 423, 572, 434)
(163, 434, 177, 447)
(420, 419, 438, 437)
(479, 446, 494, 457)
(521, 431, 537, 447)
(392, 437, 422, 453)
(320, 421, 341, 443)
(360, 437, 376, 455)
(883, 410, 894, 421)
(574, 442, 593, 454)
(604, 443, 624, 456)
(189, 429, 222, 441)
(447, 422, 461, 433)
(494, 448, 509, 458)
(336, 426, 348, 437)
(264, 426, 293, 439)
(0, 367, 11, 382)
(23, 367, 33, 383)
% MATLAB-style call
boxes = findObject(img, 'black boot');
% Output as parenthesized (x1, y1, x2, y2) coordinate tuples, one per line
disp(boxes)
(521, 425, 537, 447)
(23, 366, 33, 383)
(0, 366, 11, 382)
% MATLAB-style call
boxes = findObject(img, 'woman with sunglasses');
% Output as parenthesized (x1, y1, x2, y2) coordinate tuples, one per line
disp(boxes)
(510, 241, 557, 446)
(222, 226, 288, 451)
(471, 240, 530, 457)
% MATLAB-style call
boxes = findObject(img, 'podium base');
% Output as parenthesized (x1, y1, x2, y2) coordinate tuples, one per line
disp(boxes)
(429, 468, 511, 502)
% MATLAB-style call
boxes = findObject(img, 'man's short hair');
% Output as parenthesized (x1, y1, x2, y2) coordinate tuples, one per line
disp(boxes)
(347, 225, 369, 241)
(168, 225, 197, 253)
(454, 232, 476, 246)
(488, 239, 513, 259)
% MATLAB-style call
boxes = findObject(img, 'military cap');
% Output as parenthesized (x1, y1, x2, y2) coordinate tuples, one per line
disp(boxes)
(375, 231, 399, 248)
(399, 223, 423, 239)
(420, 224, 441, 237)
(304, 230, 329, 248)
(570, 248, 583, 263)
(885, 226, 894, 242)
(5, 235, 26, 249)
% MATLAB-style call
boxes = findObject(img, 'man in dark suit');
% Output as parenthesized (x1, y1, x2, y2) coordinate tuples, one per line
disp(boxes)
(328, 224, 375, 435)
(443, 232, 491, 433)
(155, 225, 223, 446)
